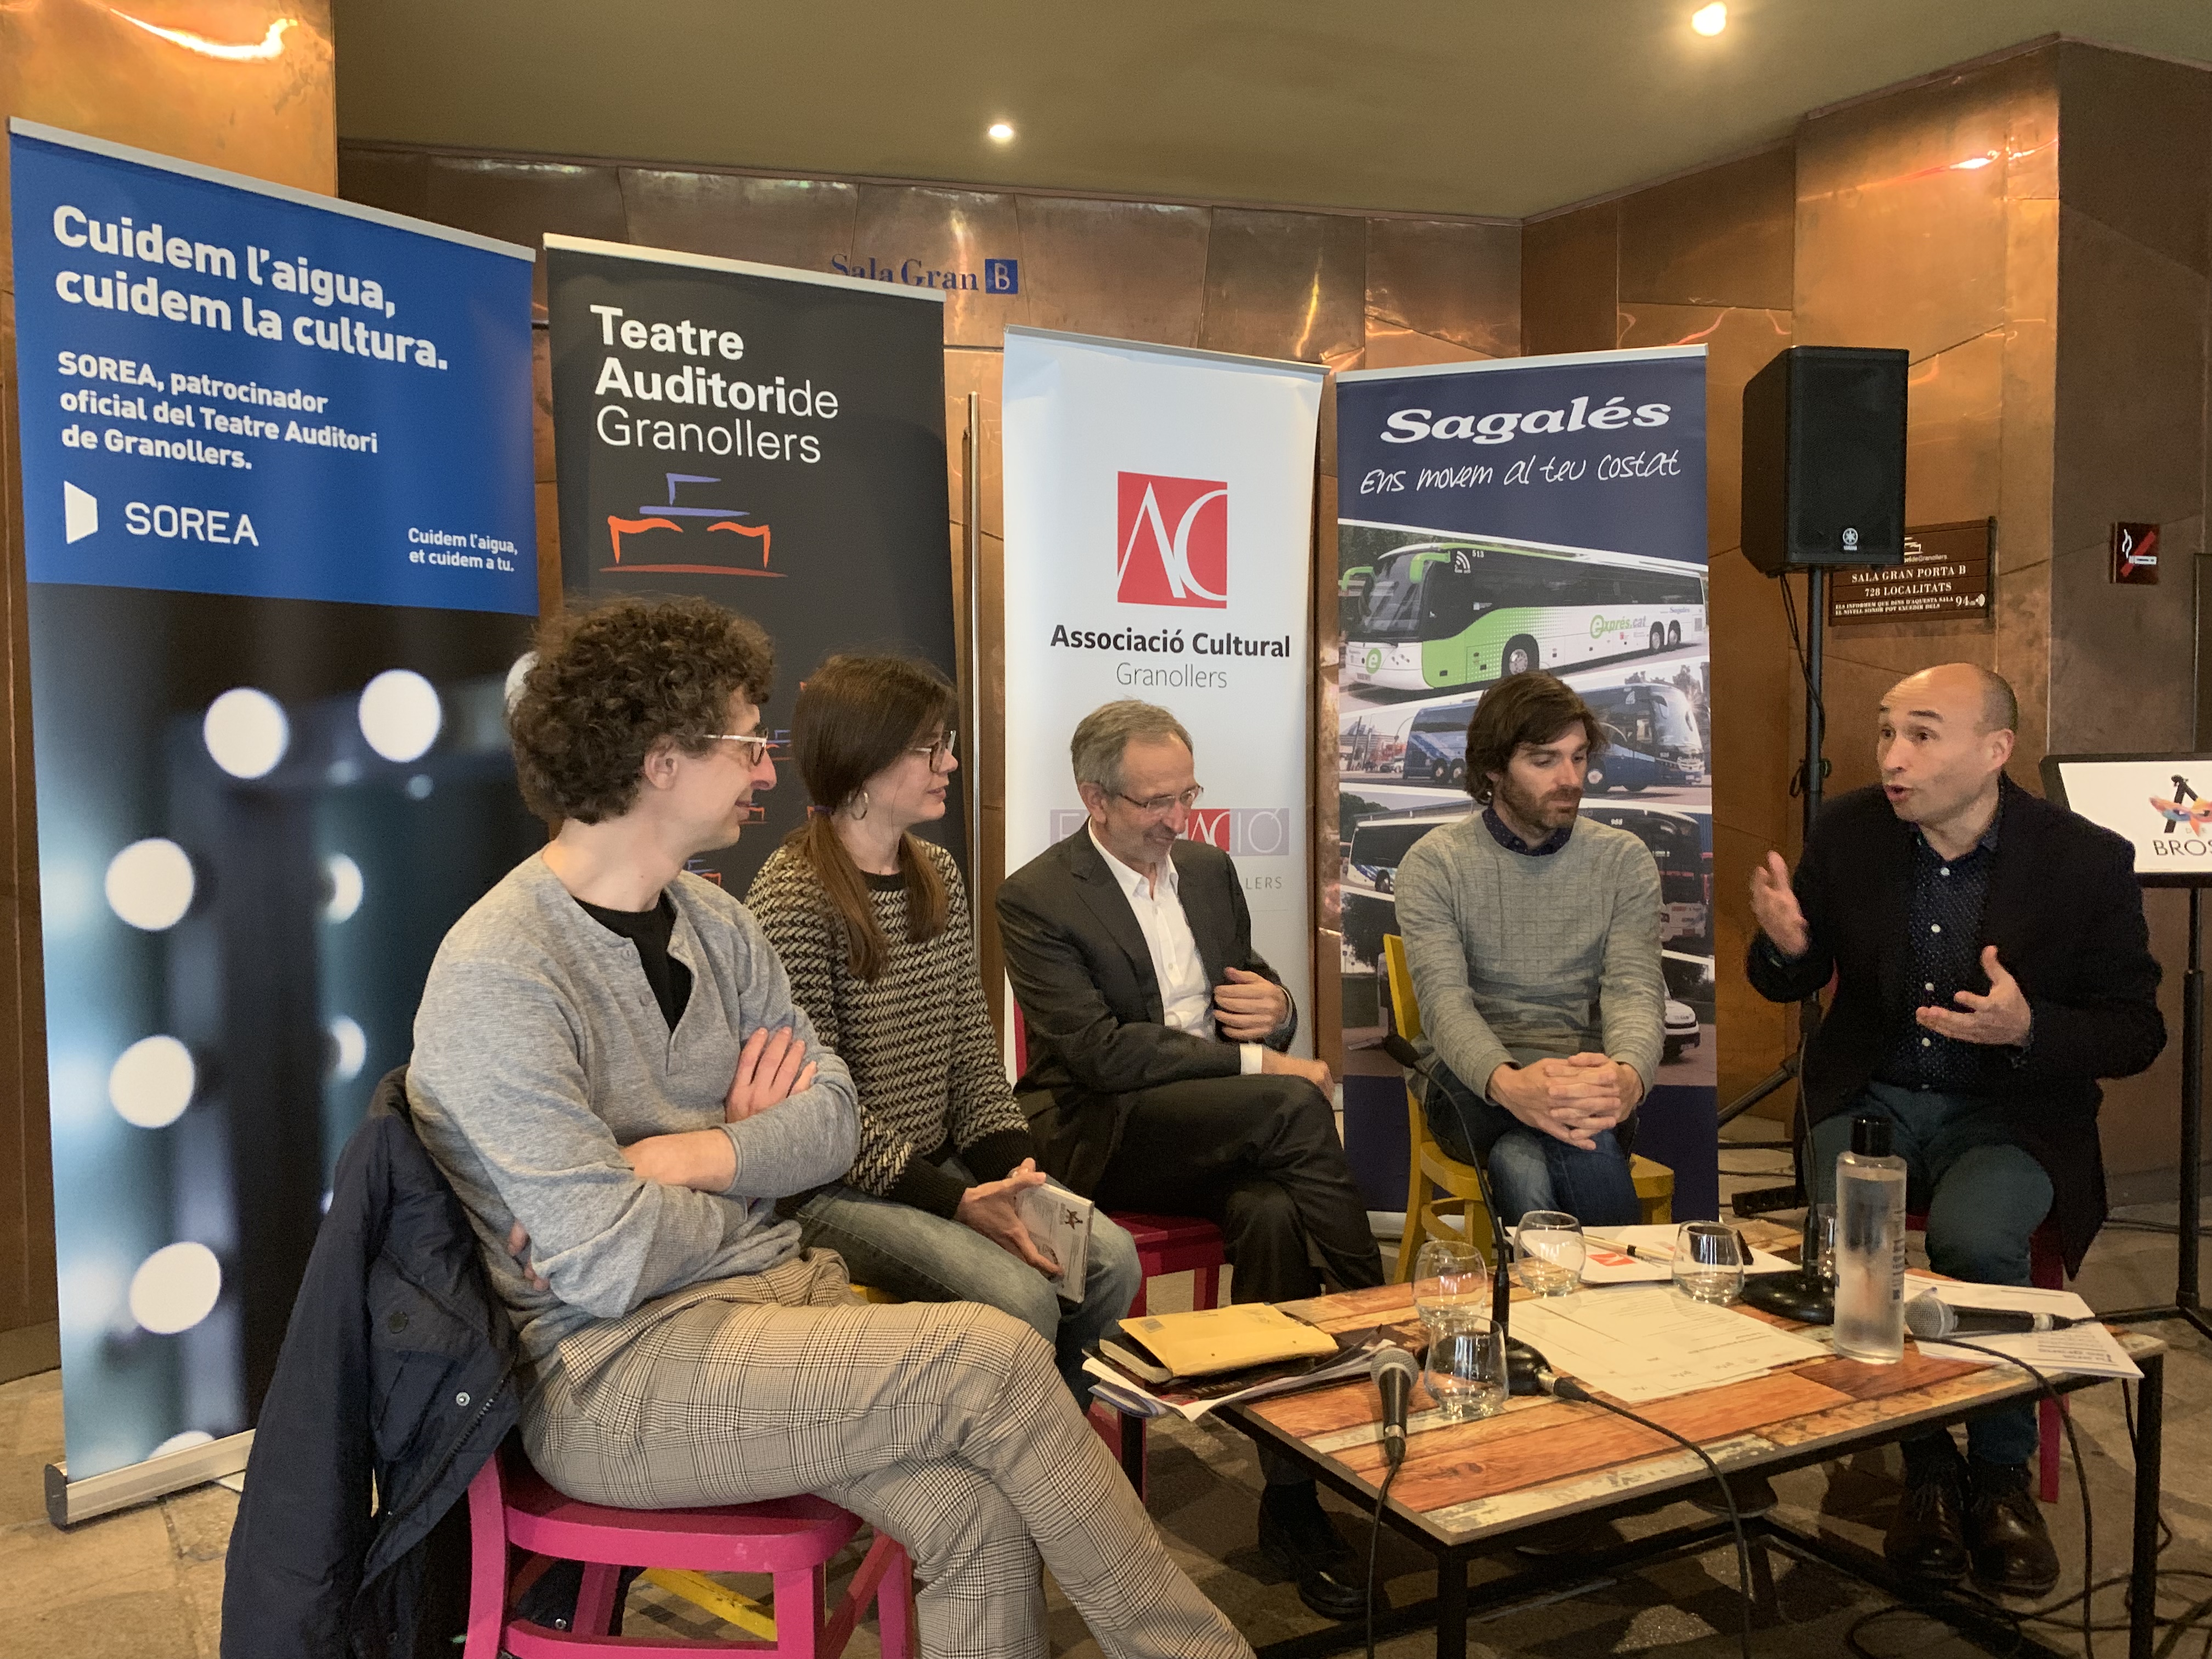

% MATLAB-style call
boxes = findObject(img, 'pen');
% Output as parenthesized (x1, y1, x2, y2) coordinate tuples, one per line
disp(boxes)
(1587, 1235, 1673, 1263)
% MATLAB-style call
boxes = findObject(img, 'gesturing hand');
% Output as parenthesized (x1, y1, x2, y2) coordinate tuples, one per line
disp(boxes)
(955, 1158, 1062, 1277)
(505, 1221, 550, 1292)
(726, 1025, 819, 1122)
(1915, 945, 2033, 1047)
(1749, 850, 1810, 959)
(1214, 966, 1290, 1041)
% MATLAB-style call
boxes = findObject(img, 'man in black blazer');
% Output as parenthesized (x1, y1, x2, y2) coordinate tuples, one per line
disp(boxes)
(998, 698, 1384, 1621)
(1749, 663, 2163, 1599)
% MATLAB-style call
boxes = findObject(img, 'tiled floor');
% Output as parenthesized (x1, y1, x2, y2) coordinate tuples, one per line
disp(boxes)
(7, 1126, 2211, 1658)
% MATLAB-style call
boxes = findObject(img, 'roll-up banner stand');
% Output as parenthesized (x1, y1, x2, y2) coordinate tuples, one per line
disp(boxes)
(1002, 326, 1324, 1047)
(7, 120, 540, 1520)
(543, 236, 960, 896)
(1333, 346, 1719, 1218)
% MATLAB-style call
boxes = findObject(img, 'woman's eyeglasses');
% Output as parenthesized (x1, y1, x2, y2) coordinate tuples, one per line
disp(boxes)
(909, 729, 958, 767)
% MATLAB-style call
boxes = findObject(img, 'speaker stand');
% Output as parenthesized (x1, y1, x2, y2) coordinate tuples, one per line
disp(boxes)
(1727, 567, 1827, 1219)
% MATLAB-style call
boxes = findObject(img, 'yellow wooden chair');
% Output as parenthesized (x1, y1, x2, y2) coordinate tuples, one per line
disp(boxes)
(1381, 933, 1674, 1283)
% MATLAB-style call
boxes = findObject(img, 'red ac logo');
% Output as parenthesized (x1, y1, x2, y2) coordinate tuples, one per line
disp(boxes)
(1185, 808, 1231, 849)
(1116, 472, 1228, 608)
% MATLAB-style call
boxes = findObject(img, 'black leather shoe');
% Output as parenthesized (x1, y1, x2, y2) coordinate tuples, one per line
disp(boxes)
(1258, 1485, 1367, 1622)
(1884, 1460, 1970, 1584)
(1966, 1465, 2060, 1598)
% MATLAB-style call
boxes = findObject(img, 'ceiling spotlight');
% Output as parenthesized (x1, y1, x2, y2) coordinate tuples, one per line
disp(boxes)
(1691, 3, 1726, 35)
(987, 122, 1015, 143)
(1951, 153, 1996, 170)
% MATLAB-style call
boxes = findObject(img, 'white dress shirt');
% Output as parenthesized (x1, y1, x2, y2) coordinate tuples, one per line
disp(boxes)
(1090, 826, 1265, 1075)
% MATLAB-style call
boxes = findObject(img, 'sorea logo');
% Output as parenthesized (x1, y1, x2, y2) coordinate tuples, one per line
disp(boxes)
(1116, 472, 1227, 609)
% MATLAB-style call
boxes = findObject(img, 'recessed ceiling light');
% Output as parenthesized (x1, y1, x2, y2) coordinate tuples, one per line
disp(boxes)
(1691, 3, 1726, 35)
(1951, 154, 1995, 171)
(988, 122, 1015, 144)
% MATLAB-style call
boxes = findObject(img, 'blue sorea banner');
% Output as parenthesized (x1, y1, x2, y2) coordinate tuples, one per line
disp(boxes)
(9, 121, 540, 1487)
(9, 120, 535, 614)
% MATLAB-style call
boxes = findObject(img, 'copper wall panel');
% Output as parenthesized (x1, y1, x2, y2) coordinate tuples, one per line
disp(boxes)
(943, 348, 1003, 540)
(423, 157, 629, 312)
(0, 0, 334, 276)
(1619, 146, 1795, 311)
(1904, 331, 2005, 527)
(2057, 46, 2211, 278)
(622, 170, 860, 273)
(1795, 58, 2037, 358)
(2049, 531, 2198, 753)
(336, 144, 429, 221)
(1014, 196, 1211, 348)
(851, 185, 1023, 349)
(1363, 218, 1520, 360)
(1198, 209, 1364, 365)
(1520, 203, 1618, 356)
(1357, 329, 1488, 373)
(2051, 210, 2208, 561)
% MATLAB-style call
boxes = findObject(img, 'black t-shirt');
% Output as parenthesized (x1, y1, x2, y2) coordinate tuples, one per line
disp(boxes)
(576, 892, 693, 1031)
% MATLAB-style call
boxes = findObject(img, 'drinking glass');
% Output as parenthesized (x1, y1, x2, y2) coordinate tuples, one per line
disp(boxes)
(1805, 1203, 1839, 1286)
(1423, 1318, 1508, 1423)
(1674, 1221, 1748, 1304)
(1412, 1238, 1488, 1329)
(1513, 1210, 1585, 1296)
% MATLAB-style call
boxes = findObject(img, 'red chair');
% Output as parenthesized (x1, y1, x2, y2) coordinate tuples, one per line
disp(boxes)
(1906, 1213, 2067, 1505)
(464, 1442, 916, 1658)
(1009, 1005, 1228, 1314)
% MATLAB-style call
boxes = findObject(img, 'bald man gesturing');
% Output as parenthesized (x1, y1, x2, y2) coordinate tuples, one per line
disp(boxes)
(1748, 664, 2163, 1599)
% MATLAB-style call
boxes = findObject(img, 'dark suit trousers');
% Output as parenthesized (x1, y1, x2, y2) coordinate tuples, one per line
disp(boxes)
(1090, 1074, 1384, 1485)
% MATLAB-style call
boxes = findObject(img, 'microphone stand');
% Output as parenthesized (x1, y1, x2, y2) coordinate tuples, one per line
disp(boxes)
(1737, 1008, 1836, 1324)
(1380, 1033, 1549, 1395)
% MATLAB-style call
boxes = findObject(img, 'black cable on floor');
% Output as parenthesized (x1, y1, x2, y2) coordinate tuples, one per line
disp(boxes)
(1552, 1383, 1754, 1659)
(1365, 1458, 1402, 1659)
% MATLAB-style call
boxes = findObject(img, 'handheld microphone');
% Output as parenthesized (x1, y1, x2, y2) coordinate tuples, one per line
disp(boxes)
(1371, 1343, 1420, 1466)
(1904, 1291, 2093, 1341)
(1378, 1031, 1545, 1395)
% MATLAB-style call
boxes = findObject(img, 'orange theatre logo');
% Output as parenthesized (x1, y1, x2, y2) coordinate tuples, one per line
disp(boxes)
(605, 472, 777, 577)
(1116, 472, 1228, 608)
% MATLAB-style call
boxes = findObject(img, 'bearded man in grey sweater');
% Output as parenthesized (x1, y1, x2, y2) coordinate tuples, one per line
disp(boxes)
(1393, 672, 1666, 1228)
(405, 597, 1250, 1659)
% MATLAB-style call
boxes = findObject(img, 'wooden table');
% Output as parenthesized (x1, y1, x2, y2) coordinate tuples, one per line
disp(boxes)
(1217, 1282, 2166, 1659)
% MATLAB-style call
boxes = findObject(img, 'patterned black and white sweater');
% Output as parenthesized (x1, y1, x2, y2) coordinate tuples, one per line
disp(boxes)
(747, 839, 1033, 1219)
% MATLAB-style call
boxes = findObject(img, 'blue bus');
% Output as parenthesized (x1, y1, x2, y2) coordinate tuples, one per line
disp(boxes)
(1398, 681, 1705, 793)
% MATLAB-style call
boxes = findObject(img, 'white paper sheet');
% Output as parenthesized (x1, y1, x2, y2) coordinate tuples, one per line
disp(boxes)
(1901, 1274, 2141, 1380)
(1561, 1224, 1796, 1286)
(1508, 1286, 1830, 1403)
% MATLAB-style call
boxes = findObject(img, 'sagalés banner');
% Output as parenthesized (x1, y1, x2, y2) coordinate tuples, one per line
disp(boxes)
(9, 120, 539, 1487)
(1333, 346, 1718, 1216)
(544, 236, 957, 895)
(1001, 326, 1324, 1041)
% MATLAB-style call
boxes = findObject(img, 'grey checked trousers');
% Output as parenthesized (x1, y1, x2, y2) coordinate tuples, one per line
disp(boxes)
(521, 1250, 1251, 1659)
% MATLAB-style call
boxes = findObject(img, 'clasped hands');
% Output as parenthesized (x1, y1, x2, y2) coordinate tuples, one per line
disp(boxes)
(1751, 850, 2031, 1047)
(1218, 966, 1336, 1092)
(1486, 1052, 1643, 1150)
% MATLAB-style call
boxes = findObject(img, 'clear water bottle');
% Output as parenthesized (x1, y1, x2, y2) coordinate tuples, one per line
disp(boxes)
(1833, 1114, 1907, 1363)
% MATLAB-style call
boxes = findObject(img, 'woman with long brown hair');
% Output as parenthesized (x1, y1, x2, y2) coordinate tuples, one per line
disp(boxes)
(747, 653, 1140, 1400)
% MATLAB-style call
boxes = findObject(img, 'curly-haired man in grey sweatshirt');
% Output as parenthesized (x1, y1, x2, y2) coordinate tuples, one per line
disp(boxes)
(405, 596, 1249, 1659)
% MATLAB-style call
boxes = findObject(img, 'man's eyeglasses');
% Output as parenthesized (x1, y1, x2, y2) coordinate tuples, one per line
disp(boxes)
(708, 732, 777, 764)
(1114, 785, 1204, 816)
(909, 729, 958, 767)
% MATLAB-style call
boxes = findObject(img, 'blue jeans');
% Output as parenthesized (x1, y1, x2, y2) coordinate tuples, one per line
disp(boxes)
(1420, 1060, 1641, 1228)
(795, 1155, 1144, 1403)
(1812, 1082, 2055, 1471)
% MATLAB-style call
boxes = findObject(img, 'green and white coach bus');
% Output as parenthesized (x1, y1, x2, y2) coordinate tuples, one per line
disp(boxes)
(1338, 523, 1707, 693)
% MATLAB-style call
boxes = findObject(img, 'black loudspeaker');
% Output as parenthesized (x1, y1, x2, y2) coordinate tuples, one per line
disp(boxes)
(1740, 345, 1908, 574)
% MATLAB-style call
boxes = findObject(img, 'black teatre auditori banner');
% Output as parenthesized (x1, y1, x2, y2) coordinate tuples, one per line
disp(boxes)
(544, 235, 958, 892)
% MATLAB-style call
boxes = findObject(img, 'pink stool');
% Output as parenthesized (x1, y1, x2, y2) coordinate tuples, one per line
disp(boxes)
(465, 1444, 916, 1658)
(1113, 1212, 1227, 1317)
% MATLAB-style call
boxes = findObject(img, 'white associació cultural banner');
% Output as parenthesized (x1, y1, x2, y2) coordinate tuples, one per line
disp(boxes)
(1002, 326, 1324, 1051)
